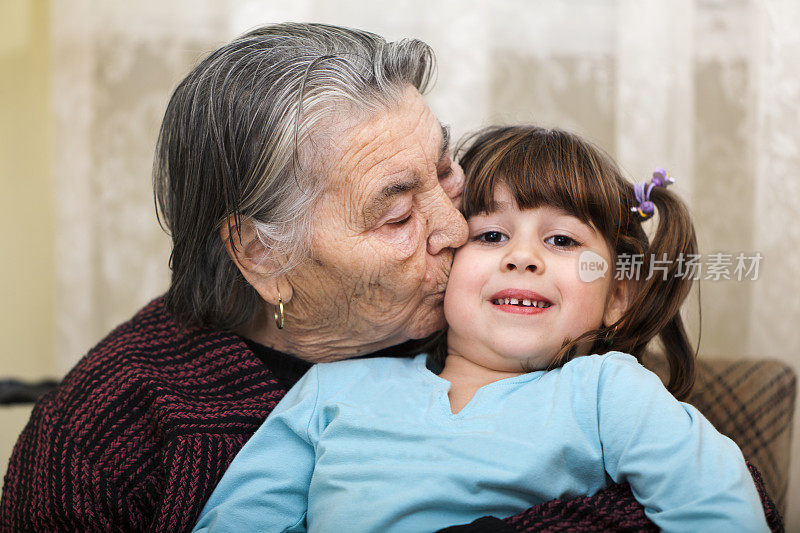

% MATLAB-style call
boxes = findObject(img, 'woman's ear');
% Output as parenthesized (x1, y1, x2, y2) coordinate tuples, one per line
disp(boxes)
(603, 279, 632, 327)
(219, 217, 293, 306)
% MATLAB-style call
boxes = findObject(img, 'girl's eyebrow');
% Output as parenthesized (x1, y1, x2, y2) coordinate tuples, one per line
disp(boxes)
(488, 201, 514, 212)
(474, 200, 514, 215)
(472, 204, 596, 233)
(479, 205, 599, 236)
(552, 213, 598, 235)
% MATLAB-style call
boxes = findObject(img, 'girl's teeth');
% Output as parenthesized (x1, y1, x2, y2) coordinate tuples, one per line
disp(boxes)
(493, 298, 551, 308)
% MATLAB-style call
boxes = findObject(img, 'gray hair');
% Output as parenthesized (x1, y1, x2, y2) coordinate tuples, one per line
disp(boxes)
(153, 22, 436, 328)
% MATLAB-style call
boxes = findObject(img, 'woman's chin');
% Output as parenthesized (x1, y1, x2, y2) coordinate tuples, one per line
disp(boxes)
(403, 304, 446, 340)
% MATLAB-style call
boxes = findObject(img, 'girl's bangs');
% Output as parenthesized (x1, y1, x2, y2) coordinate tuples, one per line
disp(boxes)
(461, 127, 625, 236)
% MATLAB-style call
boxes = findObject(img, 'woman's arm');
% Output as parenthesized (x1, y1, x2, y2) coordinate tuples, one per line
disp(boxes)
(0, 394, 105, 531)
(439, 462, 782, 533)
(193, 365, 321, 533)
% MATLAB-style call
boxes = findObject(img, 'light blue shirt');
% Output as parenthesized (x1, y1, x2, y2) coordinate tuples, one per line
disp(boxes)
(194, 352, 768, 532)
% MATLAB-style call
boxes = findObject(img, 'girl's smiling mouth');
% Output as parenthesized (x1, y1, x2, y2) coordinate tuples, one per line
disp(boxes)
(489, 289, 553, 314)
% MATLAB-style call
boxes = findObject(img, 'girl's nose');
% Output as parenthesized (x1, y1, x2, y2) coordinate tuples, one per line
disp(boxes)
(502, 244, 543, 274)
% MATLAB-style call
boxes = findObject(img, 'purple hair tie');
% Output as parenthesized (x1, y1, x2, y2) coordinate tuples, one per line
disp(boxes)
(631, 167, 674, 220)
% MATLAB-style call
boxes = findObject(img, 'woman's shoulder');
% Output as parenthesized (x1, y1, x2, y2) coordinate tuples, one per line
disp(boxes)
(4, 297, 282, 531)
(63, 297, 257, 385)
(44, 296, 280, 439)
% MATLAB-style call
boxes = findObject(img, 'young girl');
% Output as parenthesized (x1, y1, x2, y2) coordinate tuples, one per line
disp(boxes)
(193, 126, 769, 532)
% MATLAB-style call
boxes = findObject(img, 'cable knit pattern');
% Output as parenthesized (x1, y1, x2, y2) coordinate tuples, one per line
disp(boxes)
(438, 463, 782, 532)
(498, 462, 782, 533)
(1, 296, 305, 532)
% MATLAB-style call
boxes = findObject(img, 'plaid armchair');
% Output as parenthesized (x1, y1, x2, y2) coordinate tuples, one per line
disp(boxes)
(643, 354, 797, 516)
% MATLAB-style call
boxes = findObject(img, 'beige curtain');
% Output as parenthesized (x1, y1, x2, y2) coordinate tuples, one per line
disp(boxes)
(50, 0, 800, 525)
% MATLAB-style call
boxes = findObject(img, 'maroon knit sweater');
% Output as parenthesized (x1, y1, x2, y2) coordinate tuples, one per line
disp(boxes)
(1, 296, 311, 531)
(1, 297, 783, 532)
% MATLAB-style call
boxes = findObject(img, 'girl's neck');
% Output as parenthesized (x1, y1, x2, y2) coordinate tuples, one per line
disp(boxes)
(439, 354, 524, 387)
(437, 353, 525, 414)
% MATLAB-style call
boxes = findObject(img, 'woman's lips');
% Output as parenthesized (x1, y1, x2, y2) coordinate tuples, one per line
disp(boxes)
(489, 289, 553, 315)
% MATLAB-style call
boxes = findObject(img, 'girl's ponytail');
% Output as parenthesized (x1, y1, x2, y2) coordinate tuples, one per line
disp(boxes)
(611, 185, 699, 400)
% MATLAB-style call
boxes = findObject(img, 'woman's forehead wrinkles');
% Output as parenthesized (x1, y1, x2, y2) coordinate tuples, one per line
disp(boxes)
(320, 89, 443, 227)
(347, 130, 432, 186)
(331, 98, 441, 181)
(338, 128, 393, 177)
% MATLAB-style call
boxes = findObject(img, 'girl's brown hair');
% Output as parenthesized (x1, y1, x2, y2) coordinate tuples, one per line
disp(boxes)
(436, 125, 698, 399)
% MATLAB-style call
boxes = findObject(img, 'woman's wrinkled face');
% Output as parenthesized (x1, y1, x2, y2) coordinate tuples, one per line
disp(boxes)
(285, 87, 467, 356)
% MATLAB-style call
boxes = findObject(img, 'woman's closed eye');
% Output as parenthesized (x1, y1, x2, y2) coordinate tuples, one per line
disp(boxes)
(386, 211, 413, 227)
(545, 234, 581, 248)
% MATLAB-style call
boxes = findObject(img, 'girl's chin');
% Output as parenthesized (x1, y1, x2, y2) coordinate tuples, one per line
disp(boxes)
(493, 350, 554, 371)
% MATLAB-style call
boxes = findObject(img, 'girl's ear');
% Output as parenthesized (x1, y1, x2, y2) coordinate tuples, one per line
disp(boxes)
(219, 217, 293, 306)
(603, 279, 632, 327)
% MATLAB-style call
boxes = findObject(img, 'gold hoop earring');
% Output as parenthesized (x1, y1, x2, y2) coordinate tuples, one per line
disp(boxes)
(274, 293, 285, 330)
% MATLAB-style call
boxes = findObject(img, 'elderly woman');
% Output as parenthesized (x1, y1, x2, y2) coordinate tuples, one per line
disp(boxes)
(0, 23, 780, 533)
(0, 23, 463, 531)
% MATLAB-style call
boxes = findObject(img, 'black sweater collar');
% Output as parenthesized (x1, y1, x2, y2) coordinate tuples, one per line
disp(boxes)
(242, 338, 313, 384)
(242, 337, 432, 385)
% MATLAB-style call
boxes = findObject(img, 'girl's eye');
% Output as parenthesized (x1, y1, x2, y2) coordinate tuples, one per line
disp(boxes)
(545, 234, 580, 248)
(476, 231, 507, 243)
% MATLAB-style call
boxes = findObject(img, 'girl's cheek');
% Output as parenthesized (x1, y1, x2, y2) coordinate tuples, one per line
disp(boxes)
(555, 255, 584, 283)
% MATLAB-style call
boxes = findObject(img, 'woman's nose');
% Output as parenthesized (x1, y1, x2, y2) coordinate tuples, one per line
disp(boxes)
(502, 243, 543, 274)
(426, 187, 468, 255)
